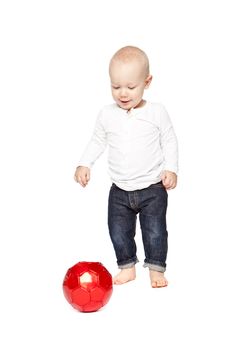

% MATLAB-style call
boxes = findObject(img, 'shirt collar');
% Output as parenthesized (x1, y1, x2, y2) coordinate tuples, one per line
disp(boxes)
(115, 101, 149, 116)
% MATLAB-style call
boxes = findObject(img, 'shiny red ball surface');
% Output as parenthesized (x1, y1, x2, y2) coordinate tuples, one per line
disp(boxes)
(63, 261, 113, 312)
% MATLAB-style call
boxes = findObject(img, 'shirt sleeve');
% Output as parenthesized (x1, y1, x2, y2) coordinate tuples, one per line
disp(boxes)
(159, 105, 179, 174)
(78, 110, 107, 168)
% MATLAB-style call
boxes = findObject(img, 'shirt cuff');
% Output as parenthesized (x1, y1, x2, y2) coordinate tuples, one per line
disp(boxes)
(163, 164, 178, 174)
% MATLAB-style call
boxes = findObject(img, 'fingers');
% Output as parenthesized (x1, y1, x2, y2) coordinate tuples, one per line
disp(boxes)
(74, 175, 88, 187)
(77, 177, 87, 187)
(74, 167, 90, 187)
(162, 177, 177, 190)
(86, 171, 90, 182)
(161, 170, 177, 190)
(162, 180, 171, 190)
(164, 183, 175, 190)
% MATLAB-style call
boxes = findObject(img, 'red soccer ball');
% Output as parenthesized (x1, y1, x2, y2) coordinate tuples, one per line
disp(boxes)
(63, 261, 113, 312)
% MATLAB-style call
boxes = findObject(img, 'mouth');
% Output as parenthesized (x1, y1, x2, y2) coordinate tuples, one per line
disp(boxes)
(120, 100, 130, 104)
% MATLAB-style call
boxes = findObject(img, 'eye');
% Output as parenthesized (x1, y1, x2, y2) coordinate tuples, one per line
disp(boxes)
(112, 86, 120, 90)
(128, 86, 136, 90)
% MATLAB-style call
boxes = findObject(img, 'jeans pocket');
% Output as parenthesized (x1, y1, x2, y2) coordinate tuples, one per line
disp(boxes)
(111, 183, 116, 190)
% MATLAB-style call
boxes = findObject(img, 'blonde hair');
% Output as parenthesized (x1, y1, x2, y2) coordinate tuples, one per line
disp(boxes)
(109, 46, 150, 76)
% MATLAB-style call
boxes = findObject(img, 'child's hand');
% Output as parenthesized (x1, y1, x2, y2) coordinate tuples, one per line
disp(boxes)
(161, 170, 177, 190)
(74, 166, 90, 187)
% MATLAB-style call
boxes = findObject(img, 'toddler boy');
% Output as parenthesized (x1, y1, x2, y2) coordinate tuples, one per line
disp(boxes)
(74, 46, 178, 288)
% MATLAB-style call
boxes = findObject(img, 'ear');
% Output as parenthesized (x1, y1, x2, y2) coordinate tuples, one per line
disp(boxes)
(144, 75, 153, 89)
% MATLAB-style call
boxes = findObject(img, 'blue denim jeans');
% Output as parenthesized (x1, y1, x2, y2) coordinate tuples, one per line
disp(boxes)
(108, 182, 168, 273)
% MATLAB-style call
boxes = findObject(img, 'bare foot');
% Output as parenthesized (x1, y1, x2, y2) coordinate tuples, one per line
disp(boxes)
(149, 270, 168, 288)
(113, 267, 136, 285)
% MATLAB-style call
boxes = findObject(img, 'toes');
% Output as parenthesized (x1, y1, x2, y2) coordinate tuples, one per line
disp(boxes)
(113, 278, 122, 285)
(151, 279, 168, 288)
(114, 280, 121, 285)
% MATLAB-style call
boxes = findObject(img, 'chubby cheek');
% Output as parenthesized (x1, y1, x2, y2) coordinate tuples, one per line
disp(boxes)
(111, 89, 118, 99)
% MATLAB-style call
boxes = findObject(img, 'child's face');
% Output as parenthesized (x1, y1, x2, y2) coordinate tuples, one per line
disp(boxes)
(109, 59, 152, 110)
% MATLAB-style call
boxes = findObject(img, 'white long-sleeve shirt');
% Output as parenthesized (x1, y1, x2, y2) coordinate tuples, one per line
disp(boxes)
(78, 102, 178, 191)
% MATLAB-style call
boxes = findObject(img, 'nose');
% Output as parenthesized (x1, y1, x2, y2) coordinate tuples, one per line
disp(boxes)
(119, 88, 128, 98)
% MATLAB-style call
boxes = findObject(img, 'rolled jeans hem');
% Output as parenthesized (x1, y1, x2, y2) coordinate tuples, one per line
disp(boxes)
(118, 259, 139, 269)
(143, 263, 166, 273)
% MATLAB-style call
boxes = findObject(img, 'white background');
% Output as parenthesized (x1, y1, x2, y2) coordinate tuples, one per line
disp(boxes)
(0, 0, 233, 349)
